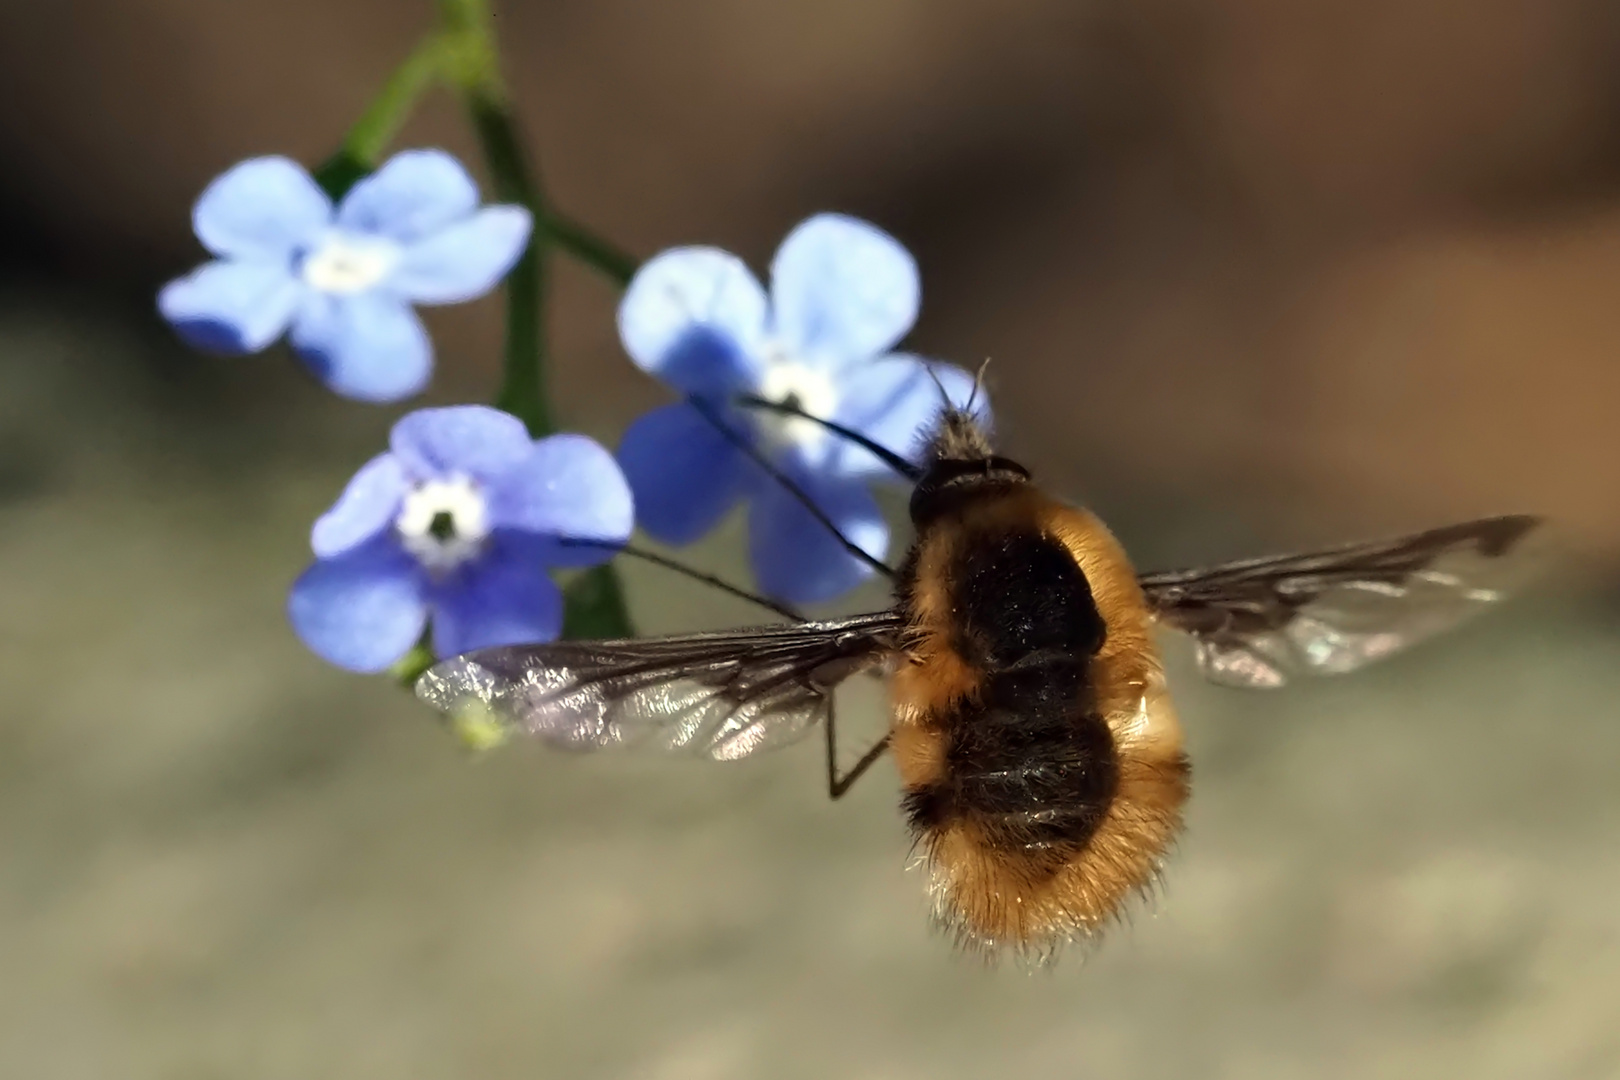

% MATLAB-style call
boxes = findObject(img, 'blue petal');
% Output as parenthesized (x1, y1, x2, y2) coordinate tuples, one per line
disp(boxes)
(291, 292, 432, 403)
(831, 356, 985, 478)
(287, 540, 426, 673)
(389, 206, 533, 305)
(192, 157, 332, 260)
(336, 149, 479, 243)
(389, 406, 533, 485)
(158, 260, 303, 354)
(769, 214, 919, 366)
(748, 469, 888, 604)
(310, 452, 409, 558)
(488, 434, 635, 567)
(429, 542, 563, 656)
(616, 403, 750, 546)
(618, 247, 768, 394)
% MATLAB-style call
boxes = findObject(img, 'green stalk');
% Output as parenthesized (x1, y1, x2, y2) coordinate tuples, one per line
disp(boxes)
(390, 641, 437, 687)
(543, 211, 639, 287)
(464, 99, 553, 434)
(438, 0, 547, 433)
(314, 35, 449, 199)
(437, 0, 633, 639)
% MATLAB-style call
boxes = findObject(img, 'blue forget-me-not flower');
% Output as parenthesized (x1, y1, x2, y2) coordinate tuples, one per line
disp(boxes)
(288, 406, 633, 672)
(159, 150, 532, 402)
(616, 213, 985, 604)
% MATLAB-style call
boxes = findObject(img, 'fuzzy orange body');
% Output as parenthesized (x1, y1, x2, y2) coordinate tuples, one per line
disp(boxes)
(890, 482, 1190, 957)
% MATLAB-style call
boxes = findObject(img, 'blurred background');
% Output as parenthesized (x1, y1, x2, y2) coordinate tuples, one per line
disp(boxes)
(2, 1, 1618, 1076)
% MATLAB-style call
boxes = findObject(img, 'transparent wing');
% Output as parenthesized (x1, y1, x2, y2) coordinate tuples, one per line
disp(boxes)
(1138, 515, 1544, 688)
(414, 612, 902, 760)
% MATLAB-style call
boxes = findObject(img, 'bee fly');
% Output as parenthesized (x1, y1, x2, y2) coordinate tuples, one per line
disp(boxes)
(416, 385, 1543, 959)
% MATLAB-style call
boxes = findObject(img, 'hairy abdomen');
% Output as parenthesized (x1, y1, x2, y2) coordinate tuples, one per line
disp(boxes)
(891, 490, 1190, 956)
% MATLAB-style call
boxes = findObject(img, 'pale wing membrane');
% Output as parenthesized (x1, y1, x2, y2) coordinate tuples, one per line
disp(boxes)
(415, 613, 902, 760)
(1139, 515, 1543, 688)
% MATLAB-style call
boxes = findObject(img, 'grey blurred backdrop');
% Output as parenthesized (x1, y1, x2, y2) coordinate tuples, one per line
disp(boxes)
(2, 2, 1618, 1077)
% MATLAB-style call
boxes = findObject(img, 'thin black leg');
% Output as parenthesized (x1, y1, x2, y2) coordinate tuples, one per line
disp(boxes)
(825, 697, 891, 800)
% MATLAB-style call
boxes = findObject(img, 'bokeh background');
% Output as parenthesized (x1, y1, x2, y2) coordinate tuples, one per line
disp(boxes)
(3, 1, 1619, 1077)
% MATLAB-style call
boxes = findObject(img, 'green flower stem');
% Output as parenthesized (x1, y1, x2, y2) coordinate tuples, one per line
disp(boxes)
(559, 563, 635, 640)
(437, 0, 633, 639)
(435, 0, 505, 94)
(439, 0, 557, 437)
(314, 35, 450, 198)
(542, 212, 638, 287)
(346, 36, 452, 166)
(465, 98, 554, 435)
(391, 640, 437, 687)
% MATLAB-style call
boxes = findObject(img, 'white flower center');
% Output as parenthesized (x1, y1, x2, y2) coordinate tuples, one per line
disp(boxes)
(395, 475, 490, 571)
(301, 231, 402, 295)
(756, 348, 839, 451)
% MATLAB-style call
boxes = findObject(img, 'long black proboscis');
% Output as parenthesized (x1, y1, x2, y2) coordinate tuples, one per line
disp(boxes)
(560, 539, 806, 622)
(686, 396, 897, 580)
(733, 395, 923, 482)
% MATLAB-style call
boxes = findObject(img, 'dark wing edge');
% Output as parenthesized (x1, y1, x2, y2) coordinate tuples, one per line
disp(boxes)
(1138, 515, 1546, 688)
(414, 612, 903, 760)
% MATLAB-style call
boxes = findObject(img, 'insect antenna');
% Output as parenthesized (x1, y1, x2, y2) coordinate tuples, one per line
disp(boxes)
(923, 357, 992, 422)
(687, 396, 897, 580)
(922, 362, 954, 409)
(913, 359, 994, 462)
(733, 394, 923, 481)
(559, 538, 807, 622)
(965, 357, 992, 416)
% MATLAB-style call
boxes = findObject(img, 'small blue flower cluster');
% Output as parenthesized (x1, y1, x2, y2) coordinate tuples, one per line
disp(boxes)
(162, 150, 986, 672)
